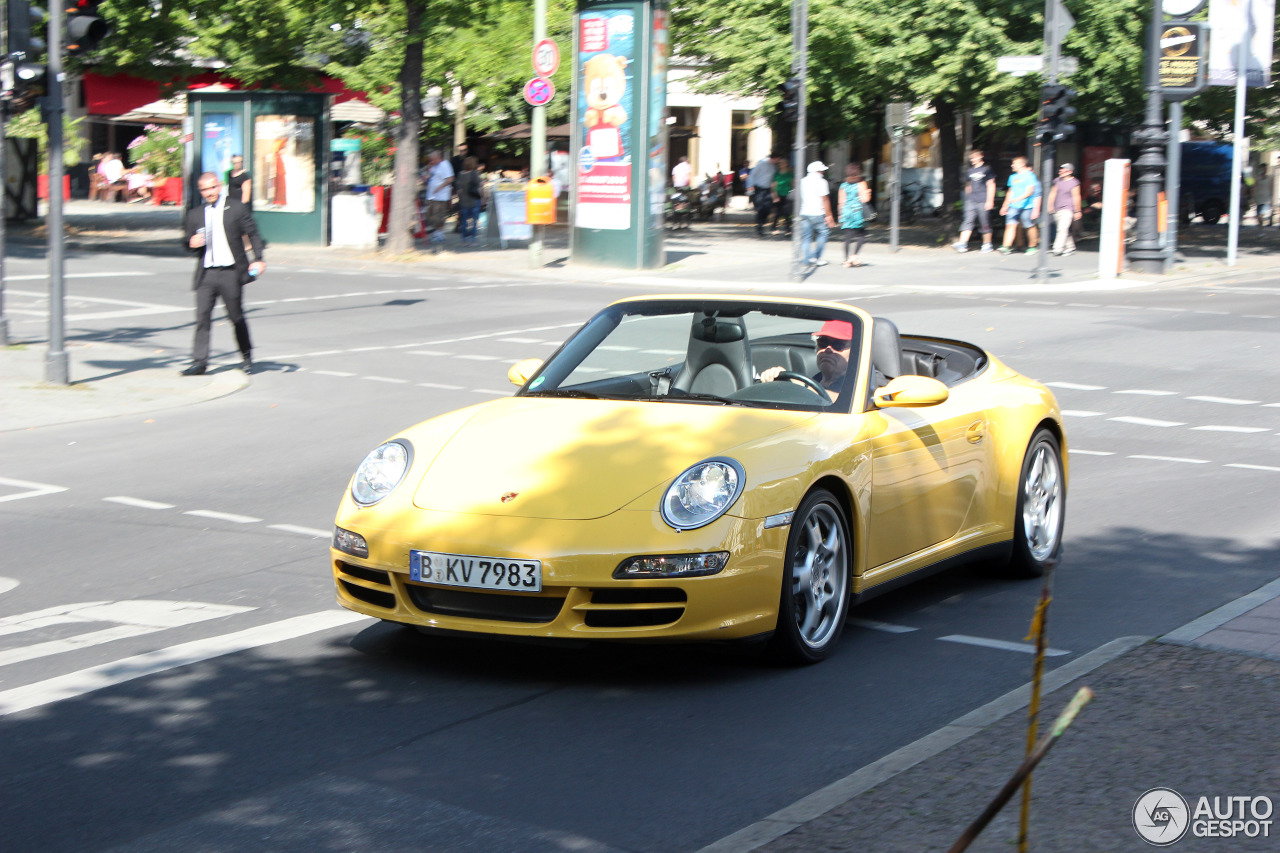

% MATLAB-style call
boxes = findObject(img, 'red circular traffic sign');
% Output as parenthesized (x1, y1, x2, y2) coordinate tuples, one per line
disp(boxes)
(532, 38, 560, 77)
(523, 76, 555, 107)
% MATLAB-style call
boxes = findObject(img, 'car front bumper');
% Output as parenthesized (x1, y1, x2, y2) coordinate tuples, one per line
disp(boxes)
(332, 507, 788, 641)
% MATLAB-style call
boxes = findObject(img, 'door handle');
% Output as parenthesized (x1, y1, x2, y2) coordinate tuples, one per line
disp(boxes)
(966, 421, 986, 443)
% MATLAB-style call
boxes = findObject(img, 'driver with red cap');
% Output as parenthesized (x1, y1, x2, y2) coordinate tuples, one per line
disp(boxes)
(760, 319, 852, 400)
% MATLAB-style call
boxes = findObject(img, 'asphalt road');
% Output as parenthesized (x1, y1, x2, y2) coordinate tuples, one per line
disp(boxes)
(1, 250, 1278, 852)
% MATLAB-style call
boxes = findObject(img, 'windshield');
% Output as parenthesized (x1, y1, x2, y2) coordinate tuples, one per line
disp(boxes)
(518, 299, 863, 412)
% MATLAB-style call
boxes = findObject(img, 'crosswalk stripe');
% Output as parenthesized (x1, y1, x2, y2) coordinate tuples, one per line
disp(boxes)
(0, 610, 368, 717)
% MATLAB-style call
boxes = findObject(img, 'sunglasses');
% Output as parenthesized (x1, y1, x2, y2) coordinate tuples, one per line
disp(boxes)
(815, 336, 851, 351)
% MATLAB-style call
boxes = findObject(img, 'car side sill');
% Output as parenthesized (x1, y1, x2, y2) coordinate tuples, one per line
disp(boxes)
(849, 541, 1014, 607)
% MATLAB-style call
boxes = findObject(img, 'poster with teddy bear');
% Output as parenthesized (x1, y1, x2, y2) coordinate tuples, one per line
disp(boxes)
(576, 9, 636, 230)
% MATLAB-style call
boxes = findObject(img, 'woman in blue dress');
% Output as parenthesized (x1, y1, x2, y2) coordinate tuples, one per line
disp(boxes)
(838, 163, 872, 267)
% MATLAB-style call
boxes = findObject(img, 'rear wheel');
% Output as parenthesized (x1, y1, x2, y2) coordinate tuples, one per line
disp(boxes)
(769, 489, 851, 664)
(1008, 429, 1066, 578)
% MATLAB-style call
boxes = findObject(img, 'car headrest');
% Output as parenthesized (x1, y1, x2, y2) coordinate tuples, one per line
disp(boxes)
(692, 317, 746, 343)
(871, 317, 902, 381)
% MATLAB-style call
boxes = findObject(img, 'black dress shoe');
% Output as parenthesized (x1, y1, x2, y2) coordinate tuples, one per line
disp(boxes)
(181, 364, 207, 376)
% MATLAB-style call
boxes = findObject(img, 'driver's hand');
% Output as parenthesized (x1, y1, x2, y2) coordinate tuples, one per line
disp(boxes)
(760, 366, 784, 383)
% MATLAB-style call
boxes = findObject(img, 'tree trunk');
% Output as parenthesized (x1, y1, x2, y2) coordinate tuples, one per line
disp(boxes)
(384, 0, 427, 255)
(933, 97, 961, 208)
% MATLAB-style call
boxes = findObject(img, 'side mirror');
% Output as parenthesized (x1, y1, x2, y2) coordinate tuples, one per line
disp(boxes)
(508, 358, 543, 387)
(872, 375, 950, 408)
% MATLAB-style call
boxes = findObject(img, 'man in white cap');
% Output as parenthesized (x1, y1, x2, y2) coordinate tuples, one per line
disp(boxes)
(798, 161, 836, 266)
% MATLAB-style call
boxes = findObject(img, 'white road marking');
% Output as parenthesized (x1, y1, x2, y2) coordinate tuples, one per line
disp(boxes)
(0, 578, 18, 595)
(183, 510, 262, 524)
(103, 496, 175, 510)
(938, 635, 1070, 656)
(418, 381, 464, 390)
(363, 376, 410, 384)
(456, 354, 502, 361)
(8, 288, 185, 321)
(0, 600, 252, 639)
(1045, 382, 1106, 391)
(1114, 389, 1178, 396)
(1109, 416, 1185, 427)
(1062, 410, 1105, 418)
(407, 350, 455, 356)
(1070, 449, 1116, 456)
(1224, 464, 1280, 473)
(1129, 455, 1209, 464)
(470, 389, 510, 397)
(1186, 395, 1260, 405)
(0, 477, 68, 503)
(1191, 425, 1269, 433)
(267, 524, 331, 538)
(848, 618, 918, 634)
(311, 370, 357, 377)
(0, 610, 368, 716)
(6, 272, 155, 281)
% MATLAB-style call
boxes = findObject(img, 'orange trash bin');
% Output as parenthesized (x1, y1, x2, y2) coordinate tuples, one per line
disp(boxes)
(526, 177, 556, 225)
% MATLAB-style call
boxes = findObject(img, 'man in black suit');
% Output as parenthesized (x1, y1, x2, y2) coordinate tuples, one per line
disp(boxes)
(182, 171, 266, 375)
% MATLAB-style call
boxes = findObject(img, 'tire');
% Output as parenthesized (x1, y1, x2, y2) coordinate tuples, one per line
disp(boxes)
(1007, 429, 1066, 578)
(1200, 201, 1224, 225)
(768, 488, 851, 664)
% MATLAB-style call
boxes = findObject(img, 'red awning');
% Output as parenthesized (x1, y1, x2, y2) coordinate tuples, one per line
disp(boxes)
(82, 72, 377, 117)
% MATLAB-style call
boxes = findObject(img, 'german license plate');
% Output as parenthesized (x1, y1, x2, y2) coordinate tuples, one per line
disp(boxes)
(410, 550, 542, 593)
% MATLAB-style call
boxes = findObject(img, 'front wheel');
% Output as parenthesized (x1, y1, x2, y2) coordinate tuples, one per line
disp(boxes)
(1007, 429, 1066, 577)
(769, 489, 851, 664)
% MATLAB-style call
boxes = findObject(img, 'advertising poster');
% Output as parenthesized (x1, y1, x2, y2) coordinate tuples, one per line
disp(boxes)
(646, 5, 669, 234)
(1208, 0, 1275, 87)
(254, 115, 316, 213)
(575, 9, 635, 230)
(201, 113, 242, 179)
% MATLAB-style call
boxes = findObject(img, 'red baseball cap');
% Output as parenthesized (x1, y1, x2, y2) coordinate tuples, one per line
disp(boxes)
(813, 320, 854, 340)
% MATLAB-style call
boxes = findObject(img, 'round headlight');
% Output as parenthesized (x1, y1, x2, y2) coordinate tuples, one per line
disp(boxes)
(351, 440, 413, 506)
(661, 458, 745, 530)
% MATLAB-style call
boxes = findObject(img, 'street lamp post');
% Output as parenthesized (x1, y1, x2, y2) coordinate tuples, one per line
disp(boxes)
(1129, 0, 1169, 274)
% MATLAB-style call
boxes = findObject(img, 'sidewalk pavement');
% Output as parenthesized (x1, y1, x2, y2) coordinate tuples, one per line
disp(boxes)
(5, 201, 1280, 851)
(15, 198, 1280, 295)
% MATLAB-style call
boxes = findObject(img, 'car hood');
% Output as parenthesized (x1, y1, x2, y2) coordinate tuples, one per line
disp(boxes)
(410, 397, 816, 519)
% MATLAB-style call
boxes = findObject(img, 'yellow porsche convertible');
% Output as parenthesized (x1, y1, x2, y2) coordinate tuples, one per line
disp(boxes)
(332, 295, 1066, 663)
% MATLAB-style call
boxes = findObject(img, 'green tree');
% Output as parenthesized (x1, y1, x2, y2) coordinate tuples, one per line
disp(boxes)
(671, 0, 1175, 204)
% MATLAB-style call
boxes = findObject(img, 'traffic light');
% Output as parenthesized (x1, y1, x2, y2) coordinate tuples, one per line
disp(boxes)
(778, 77, 800, 123)
(65, 0, 109, 56)
(1037, 84, 1077, 143)
(4, 0, 48, 109)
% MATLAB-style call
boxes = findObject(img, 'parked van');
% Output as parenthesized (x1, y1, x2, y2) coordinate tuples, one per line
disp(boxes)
(1179, 142, 1233, 224)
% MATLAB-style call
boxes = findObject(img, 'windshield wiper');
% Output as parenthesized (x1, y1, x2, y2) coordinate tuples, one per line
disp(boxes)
(524, 388, 602, 399)
(633, 393, 740, 406)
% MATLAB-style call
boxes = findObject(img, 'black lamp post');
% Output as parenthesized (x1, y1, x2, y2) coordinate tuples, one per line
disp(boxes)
(1129, 0, 1169, 274)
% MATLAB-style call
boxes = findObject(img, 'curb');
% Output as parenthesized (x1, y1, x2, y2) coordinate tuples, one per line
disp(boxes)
(695, 635, 1150, 853)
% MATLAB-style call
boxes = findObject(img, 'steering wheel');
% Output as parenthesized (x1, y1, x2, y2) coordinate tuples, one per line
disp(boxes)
(775, 370, 828, 398)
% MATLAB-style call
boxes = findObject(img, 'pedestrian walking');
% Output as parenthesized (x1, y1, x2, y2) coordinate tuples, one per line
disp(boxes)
(749, 154, 778, 237)
(423, 150, 454, 252)
(181, 172, 265, 376)
(227, 154, 252, 206)
(1254, 163, 1274, 226)
(953, 149, 996, 253)
(455, 156, 483, 246)
(837, 163, 871, 267)
(798, 161, 836, 266)
(771, 159, 793, 236)
(998, 156, 1041, 255)
(671, 155, 692, 189)
(1047, 162, 1082, 255)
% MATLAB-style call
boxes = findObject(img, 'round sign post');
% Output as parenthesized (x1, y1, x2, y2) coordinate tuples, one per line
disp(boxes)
(532, 38, 560, 77)
(523, 77, 555, 108)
